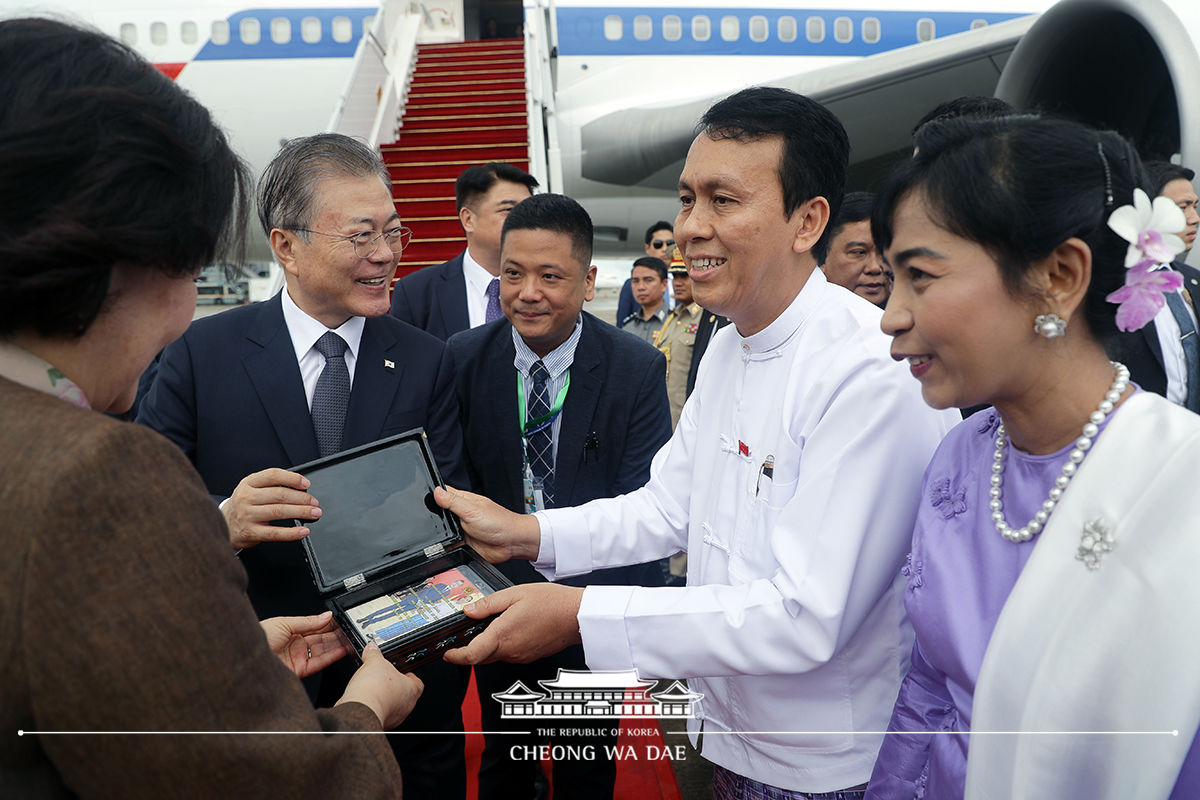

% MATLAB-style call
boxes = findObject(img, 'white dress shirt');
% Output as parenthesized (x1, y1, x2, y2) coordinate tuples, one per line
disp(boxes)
(533, 269, 957, 792)
(280, 288, 365, 410)
(463, 247, 499, 329)
(511, 315, 582, 467)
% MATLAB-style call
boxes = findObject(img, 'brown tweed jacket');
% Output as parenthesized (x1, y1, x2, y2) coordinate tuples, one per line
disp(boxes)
(0, 378, 403, 798)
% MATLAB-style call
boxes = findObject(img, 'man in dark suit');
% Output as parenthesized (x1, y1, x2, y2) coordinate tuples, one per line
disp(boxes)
(390, 162, 538, 340)
(1110, 161, 1200, 410)
(138, 133, 469, 799)
(442, 193, 671, 800)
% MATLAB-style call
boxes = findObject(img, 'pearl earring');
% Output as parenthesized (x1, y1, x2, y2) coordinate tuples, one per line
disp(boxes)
(1034, 313, 1067, 338)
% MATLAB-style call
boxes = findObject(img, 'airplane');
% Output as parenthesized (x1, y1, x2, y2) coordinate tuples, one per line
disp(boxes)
(2, 0, 1198, 271)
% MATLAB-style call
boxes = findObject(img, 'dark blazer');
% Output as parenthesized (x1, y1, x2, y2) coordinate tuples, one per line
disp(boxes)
(1108, 262, 1200, 398)
(137, 292, 465, 619)
(443, 311, 672, 588)
(2, 378, 401, 798)
(389, 252, 470, 341)
(686, 309, 731, 397)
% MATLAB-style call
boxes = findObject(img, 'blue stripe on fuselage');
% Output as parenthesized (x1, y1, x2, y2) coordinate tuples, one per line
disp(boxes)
(194, 7, 376, 60)
(555, 7, 1029, 57)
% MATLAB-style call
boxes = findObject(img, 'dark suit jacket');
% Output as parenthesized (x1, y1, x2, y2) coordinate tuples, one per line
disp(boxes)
(686, 309, 731, 397)
(443, 312, 672, 588)
(1, 378, 401, 798)
(137, 292, 465, 620)
(1107, 262, 1200, 398)
(390, 252, 470, 341)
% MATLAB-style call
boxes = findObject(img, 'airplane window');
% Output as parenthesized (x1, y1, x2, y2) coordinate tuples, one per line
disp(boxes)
(778, 16, 797, 43)
(332, 16, 353, 43)
(150, 22, 167, 45)
(603, 15, 623, 41)
(749, 16, 768, 43)
(917, 18, 935, 41)
(692, 15, 711, 42)
(211, 20, 229, 45)
(270, 17, 291, 44)
(240, 17, 261, 45)
(302, 16, 321, 43)
(971, 19, 988, 30)
(181, 21, 197, 44)
(862, 18, 880, 43)
(720, 16, 739, 42)
(834, 17, 852, 43)
(663, 15, 682, 41)
(633, 15, 652, 41)
(806, 17, 825, 43)
(119, 23, 137, 45)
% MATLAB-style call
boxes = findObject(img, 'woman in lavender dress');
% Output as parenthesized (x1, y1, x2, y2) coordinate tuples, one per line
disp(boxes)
(865, 115, 1200, 799)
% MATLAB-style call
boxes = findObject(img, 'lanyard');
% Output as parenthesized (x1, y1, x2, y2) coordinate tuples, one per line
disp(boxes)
(517, 368, 570, 436)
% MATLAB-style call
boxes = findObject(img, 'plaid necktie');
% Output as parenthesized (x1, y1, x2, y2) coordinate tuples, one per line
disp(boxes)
(1165, 288, 1200, 412)
(525, 360, 555, 507)
(485, 278, 503, 323)
(311, 331, 350, 457)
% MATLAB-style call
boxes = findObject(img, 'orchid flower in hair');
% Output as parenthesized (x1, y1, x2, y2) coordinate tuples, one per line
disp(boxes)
(1104, 188, 1188, 332)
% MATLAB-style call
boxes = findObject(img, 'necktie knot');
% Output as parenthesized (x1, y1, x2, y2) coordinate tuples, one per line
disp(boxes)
(530, 360, 549, 393)
(315, 331, 348, 360)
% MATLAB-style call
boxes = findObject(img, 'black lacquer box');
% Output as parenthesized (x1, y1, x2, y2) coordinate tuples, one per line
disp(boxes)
(293, 430, 511, 671)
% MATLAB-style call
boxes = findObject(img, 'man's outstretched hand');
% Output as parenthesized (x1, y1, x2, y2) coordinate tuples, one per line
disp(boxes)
(443, 583, 584, 665)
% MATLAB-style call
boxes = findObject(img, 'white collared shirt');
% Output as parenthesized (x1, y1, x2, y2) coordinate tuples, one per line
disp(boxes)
(1150, 266, 1198, 405)
(463, 247, 500, 329)
(533, 269, 958, 791)
(280, 288, 365, 410)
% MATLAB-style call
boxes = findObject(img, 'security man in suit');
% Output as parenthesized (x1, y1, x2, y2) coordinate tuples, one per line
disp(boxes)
(138, 133, 471, 799)
(441, 193, 671, 800)
(390, 162, 538, 340)
(1110, 161, 1200, 412)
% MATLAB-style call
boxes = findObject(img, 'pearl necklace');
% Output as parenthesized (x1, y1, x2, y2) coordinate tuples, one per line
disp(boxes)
(990, 362, 1129, 543)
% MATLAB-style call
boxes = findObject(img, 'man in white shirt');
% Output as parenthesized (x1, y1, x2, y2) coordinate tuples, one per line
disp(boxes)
(390, 162, 539, 340)
(435, 88, 957, 797)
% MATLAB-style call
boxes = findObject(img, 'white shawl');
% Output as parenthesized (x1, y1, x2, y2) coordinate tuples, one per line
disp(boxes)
(967, 392, 1200, 799)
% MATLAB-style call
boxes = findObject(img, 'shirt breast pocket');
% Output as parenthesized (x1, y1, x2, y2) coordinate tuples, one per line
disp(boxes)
(735, 458, 800, 572)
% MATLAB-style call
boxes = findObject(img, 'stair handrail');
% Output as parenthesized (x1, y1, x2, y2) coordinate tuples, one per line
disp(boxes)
(327, 1, 422, 148)
(523, 0, 562, 193)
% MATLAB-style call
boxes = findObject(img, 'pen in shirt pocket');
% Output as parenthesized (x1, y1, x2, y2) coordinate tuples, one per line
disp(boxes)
(755, 454, 775, 497)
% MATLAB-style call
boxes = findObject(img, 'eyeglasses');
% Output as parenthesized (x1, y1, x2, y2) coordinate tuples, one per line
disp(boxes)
(651, 239, 675, 250)
(292, 226, 413, 259)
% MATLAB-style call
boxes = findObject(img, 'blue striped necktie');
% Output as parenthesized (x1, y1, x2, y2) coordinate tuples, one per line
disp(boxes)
(525, 360, 555, 507)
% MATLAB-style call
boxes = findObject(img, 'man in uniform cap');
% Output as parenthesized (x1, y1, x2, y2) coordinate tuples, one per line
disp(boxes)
(653, 247, 704, 427)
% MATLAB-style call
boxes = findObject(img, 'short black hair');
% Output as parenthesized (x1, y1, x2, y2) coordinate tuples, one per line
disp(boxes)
(455, 162, 539, 213)
(813, 191, 874, 265)
(501, 193, 592, 266)
(698, 87, 849, 226)
(1144, 161, 1196, 196)
(911, 95, 1015, 136)
(0, 18, 248, 339)
(644, 221, 674, 245)
(632, 256, 667, 281)
(873, 115, 1147, 340)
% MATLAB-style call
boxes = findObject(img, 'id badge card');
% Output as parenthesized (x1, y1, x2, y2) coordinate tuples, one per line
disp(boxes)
(522, 461, 546, 514)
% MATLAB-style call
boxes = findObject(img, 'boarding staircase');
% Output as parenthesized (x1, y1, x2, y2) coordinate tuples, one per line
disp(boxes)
(380, 38, 530, 283)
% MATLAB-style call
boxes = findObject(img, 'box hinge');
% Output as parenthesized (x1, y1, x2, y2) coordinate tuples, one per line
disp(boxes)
(423, 543, 445, 559)
(343, 573, 366, 591)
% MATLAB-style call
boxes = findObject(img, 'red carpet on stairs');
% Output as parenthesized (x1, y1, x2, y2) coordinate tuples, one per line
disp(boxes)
(382, 38, 531, 282)
(463, 669, 684, 800)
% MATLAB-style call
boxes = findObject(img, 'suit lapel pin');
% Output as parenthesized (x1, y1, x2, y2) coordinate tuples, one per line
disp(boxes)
(384, 359, 395, 370)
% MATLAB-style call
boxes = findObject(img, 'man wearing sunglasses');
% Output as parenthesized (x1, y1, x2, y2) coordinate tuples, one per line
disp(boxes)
(616, 221, 676, 326)
(138, 133, 469, 798)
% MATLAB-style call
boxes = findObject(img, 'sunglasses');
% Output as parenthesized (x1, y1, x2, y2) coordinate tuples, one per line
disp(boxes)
(652, 239, 675, 249)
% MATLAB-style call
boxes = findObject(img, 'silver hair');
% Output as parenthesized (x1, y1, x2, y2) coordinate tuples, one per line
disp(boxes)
(256, 133, 391, 240)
